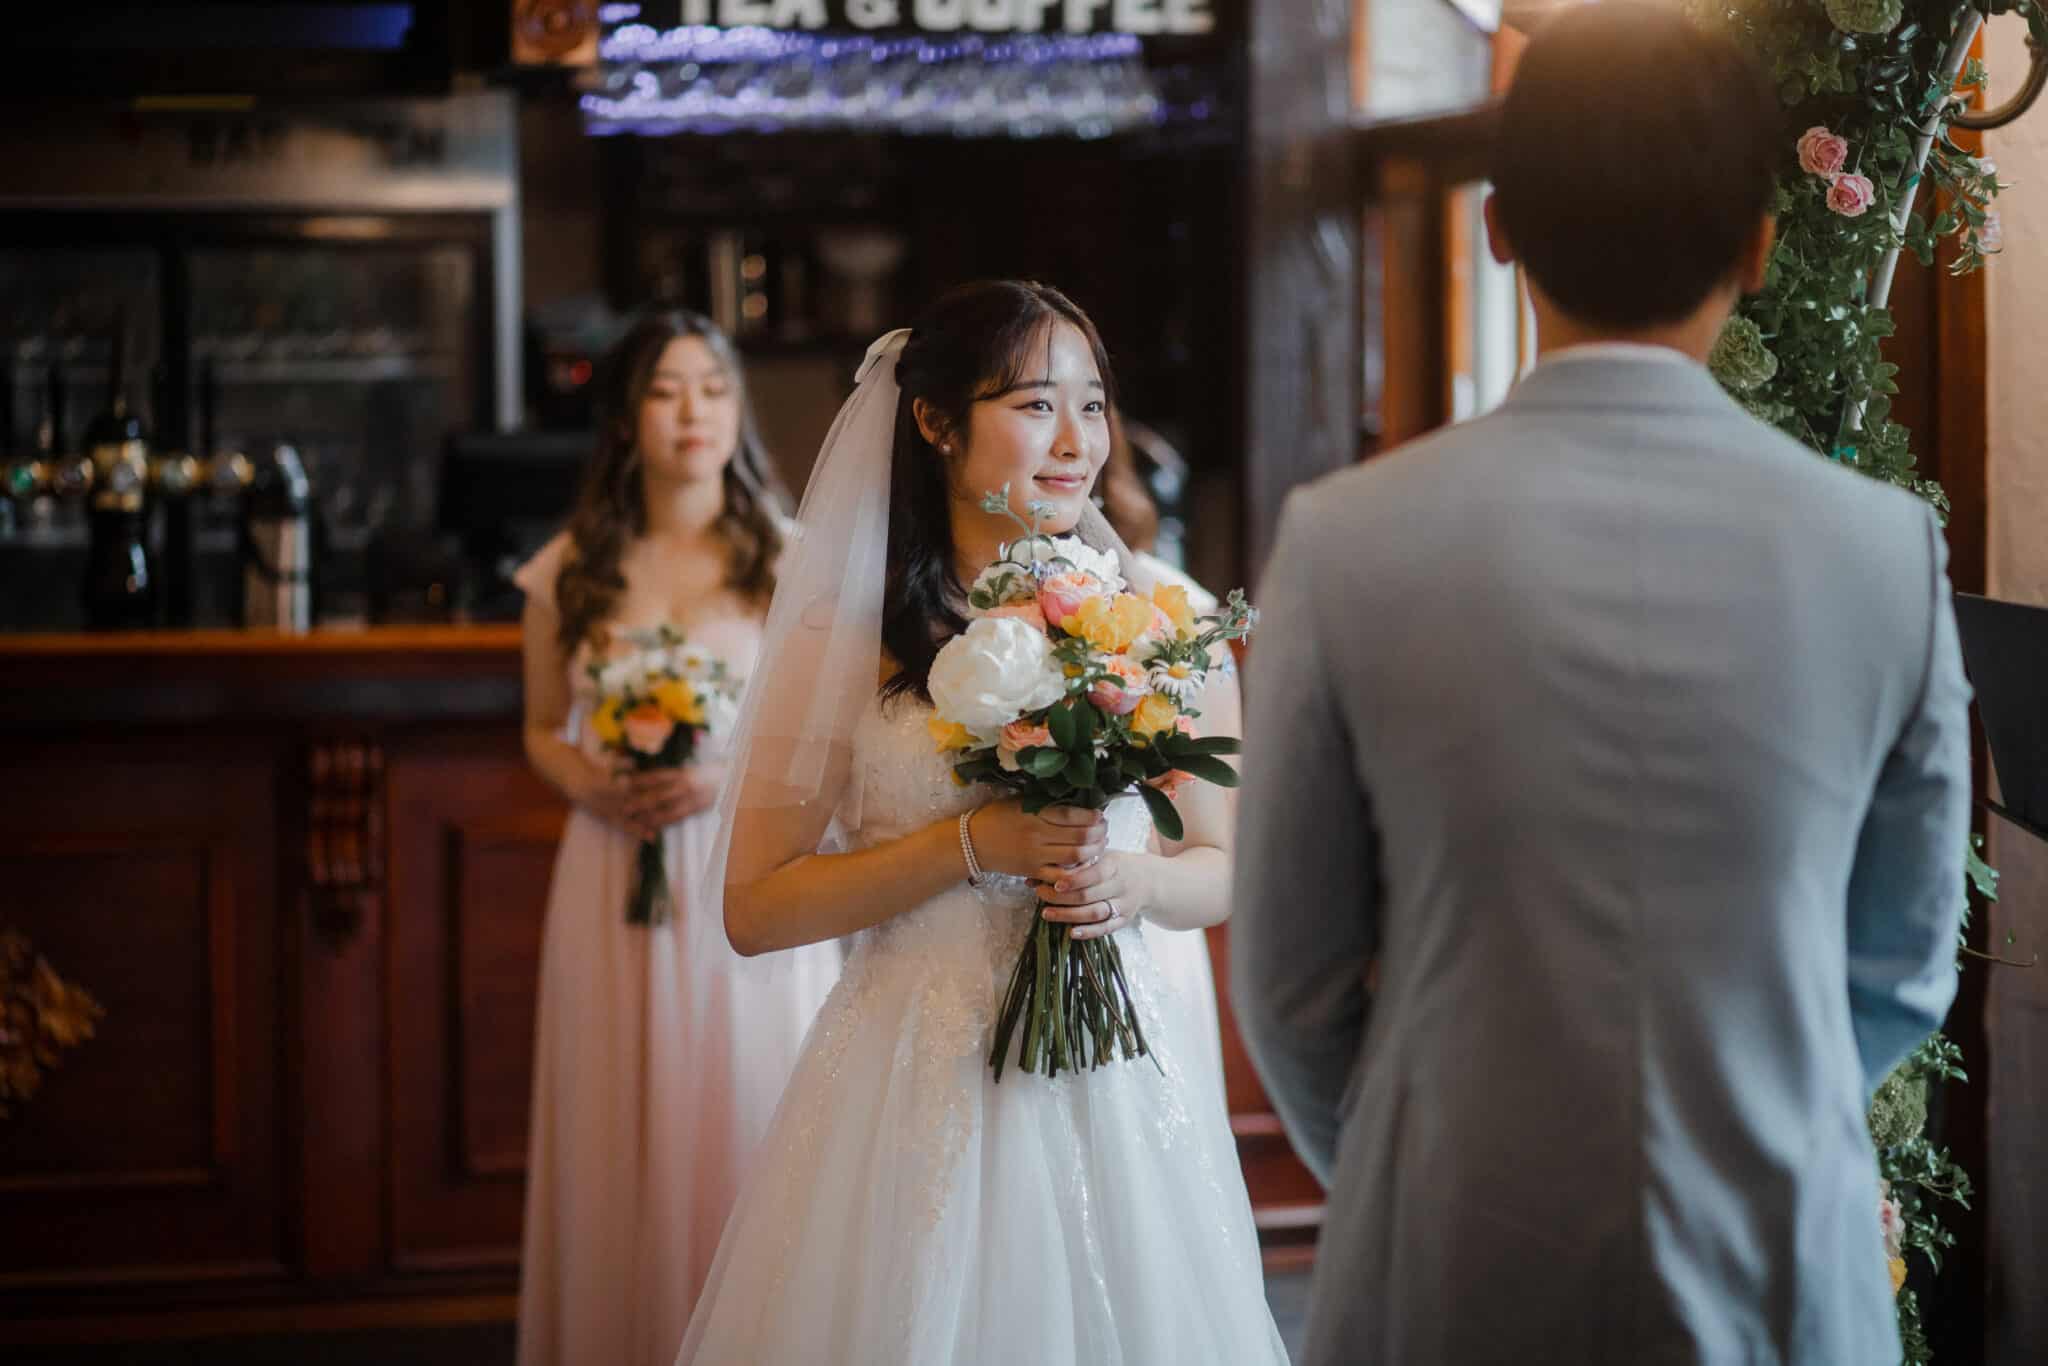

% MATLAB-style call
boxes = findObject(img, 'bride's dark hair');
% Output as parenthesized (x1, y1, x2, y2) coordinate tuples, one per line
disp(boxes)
(881, 280, 1119, 703)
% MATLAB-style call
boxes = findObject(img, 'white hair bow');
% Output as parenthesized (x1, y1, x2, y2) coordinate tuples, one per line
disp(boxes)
(855, 327, 913, 385)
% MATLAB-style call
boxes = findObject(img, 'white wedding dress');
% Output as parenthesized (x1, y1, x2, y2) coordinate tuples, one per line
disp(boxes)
(677, 692, 1289, 1366)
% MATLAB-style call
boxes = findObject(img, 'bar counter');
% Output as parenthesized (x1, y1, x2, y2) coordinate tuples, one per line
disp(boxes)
(1, 623, 563, 1340)
(1, 623, 528, 726)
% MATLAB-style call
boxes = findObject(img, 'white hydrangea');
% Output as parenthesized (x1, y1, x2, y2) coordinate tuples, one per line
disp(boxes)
(968, 560, 1037, 610)
(1015, 535, 1124, 590)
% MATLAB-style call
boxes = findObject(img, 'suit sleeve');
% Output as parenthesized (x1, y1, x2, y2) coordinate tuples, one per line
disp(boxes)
(1229, 490, 1380, 1185)
(1844, 507, 1973, 1098)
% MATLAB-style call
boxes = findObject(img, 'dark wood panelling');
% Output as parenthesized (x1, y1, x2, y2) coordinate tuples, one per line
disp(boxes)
(452, 825, 557, 1180)
(384, 729, 562, 1274)
(0, 740, 283, 1297)
(292, 736, 391, 1283)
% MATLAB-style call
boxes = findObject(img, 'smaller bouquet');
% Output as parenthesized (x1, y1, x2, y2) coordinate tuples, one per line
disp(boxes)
(586, 624, 742, 925)
(929, 489, 1257, 1081)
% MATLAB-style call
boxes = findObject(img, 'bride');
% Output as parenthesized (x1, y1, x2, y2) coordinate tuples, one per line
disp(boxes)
(676, 280, 1288, 1365)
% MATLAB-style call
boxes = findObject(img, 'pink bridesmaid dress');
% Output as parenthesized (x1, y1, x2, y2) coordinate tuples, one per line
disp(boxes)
(514, 532, 840, 1366)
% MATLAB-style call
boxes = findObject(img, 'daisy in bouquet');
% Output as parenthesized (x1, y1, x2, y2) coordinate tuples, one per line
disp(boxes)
(928, 489, 1256, 1081)
(587, 624, 743, 925)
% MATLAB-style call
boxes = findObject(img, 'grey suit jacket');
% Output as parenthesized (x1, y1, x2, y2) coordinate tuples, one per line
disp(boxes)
(1231, 355, 1971, 1365)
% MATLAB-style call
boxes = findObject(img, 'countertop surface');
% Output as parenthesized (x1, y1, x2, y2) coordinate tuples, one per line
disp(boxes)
(1, 624, 528, 727)
(0, 623, 522, 658)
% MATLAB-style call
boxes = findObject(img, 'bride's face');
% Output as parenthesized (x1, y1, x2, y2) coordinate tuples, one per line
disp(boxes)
(953, 320, 1110, 535)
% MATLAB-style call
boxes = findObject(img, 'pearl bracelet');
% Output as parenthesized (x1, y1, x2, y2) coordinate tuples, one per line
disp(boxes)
(958, 810, 988, 887)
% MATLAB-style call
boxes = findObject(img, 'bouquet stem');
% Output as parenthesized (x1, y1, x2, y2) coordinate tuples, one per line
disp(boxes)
(988, 908, 1159, 1081)
(626, 836, 671, 926)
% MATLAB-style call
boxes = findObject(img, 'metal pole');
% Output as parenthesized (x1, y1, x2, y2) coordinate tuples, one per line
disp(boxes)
(1839, 9, 1985, 443)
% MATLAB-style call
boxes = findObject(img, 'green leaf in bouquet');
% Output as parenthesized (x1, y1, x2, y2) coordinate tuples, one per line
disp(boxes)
(1118, 752, 1149, 782)
(1025, 747, 1068, 779)
(1074, 701, 1100, 748)
(1175, 753, 1242, 788)
(1048, 700, 1080, 752)
(1161, 734, 1243, 759)
(1064, 749, 1098, 789)
(1137, 782, 1184, 842)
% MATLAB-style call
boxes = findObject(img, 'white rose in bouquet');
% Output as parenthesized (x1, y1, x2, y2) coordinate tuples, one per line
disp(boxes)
(929, 616, 1068, 741)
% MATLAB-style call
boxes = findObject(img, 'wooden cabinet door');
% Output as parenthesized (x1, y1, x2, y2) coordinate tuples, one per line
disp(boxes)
(383, 727, 562, 1277)
(0, 736, 286, 1303)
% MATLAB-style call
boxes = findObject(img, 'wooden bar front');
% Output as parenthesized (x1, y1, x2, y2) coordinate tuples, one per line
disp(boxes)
(0, 627, 559, 1340)
(0, 625, 1316, 1342)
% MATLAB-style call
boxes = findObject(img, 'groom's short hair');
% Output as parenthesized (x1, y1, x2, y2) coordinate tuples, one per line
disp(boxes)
(1492, 3, 1781, 329)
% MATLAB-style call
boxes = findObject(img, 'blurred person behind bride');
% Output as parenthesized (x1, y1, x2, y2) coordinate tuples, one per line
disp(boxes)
(1097, 416, 1230, 1083)
(514, 310, 839, 1366)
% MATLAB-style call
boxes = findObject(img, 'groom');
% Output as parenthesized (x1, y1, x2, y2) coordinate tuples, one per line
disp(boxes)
(1232, 6, 1972, 1363)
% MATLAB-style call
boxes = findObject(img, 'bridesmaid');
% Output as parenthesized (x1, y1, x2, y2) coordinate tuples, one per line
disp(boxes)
(514, 311, 838, 1366)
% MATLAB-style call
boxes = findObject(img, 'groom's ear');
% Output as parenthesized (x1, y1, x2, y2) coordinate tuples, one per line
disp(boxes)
(1483, 193, 1517, 267)
(1736, 213, 1776, 296)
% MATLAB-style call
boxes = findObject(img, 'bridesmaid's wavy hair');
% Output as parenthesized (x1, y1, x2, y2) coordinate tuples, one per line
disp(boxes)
(554, 311, 788, 655)
(881, 280, 1118, 703)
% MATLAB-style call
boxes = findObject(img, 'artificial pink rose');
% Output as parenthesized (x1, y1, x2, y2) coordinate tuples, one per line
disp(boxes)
(983, 600, 1049, 634)
(1878, 1192, 1905, 1257)
(999, 720, 1054, 754)
(996, 720, 1055, 771)
(1827, 172, 1876, 218)
(621, 705, 675, 757)
(1036, 571, 1100, 632)
(1087, 656, 1148, 716)
(1797, 126, 1848, 177)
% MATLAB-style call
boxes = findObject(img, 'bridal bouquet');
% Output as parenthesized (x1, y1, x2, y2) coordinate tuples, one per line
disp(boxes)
(928, 490, 1256, 1080)
(587, 625, 742, 925)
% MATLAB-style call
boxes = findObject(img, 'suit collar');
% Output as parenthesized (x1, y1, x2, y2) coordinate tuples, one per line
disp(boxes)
(1499, 353, 1739, 418)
